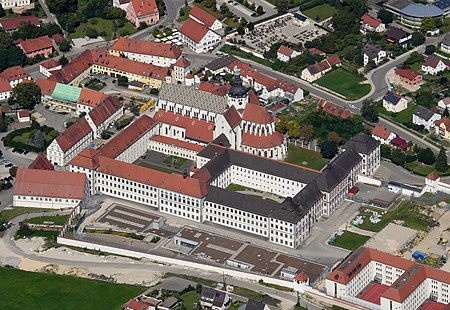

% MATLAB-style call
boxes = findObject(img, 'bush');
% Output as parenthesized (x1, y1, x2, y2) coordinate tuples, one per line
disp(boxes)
(3, 125, 58, 152)
(100, 130, 113, 140)
(114, 117, 133, 130)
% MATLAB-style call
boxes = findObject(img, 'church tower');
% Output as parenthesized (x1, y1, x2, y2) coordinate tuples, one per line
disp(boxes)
(227, 66, 248, 109)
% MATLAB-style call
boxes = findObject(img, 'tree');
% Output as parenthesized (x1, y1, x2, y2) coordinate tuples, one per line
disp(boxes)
(420, 17, 436, 33)
(417, 147, 435, 165)
(237, 25, 245, 35)
(85, 27, 99, 38)
(275, 116, 288, 134)
(411, 32, 425, 47)
(327, 132, 342, 145)
(59, 54, 69, 66)
(196, 283, 203, 294)
(16, 222, 32, 238)
(287, 120, 301, 139)
(377, 9, 394, 24)
(391, 148, 406, 166)
(240, 17, 247, 26)
(9, 166, 17, 177)
(425, 45, 436, 55)
(59, 39, 71, 52)
(361, 99, 379, 122)
(12, 81, 41, 110)
(276, 0, 288, 13)
(179, 7, 185, 16)
(117, 76, 128, 87)
(435, 147, 449, 172)
(256, 5, 264, 15)
(0, 5, 5, 17)
(34, 130, 46, 149)
(300, 124, 314, 142)
(247, 22, 254, 31)
(0, 31, 12, 49)
(220, 3, 229, 15)
(320, 140, 338, 159)
(444, 107, 449, 117)
(6, 46, 26, 68)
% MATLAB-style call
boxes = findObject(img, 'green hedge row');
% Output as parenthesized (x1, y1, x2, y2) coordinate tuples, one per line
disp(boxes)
(3, 125, 58, 153)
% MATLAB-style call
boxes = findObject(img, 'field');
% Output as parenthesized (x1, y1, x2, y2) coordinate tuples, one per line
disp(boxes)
(220, 44, 274, 68)
(70, 18, 137, 40)
(0, 267, 145, 309)
(284, 145, 326, 170)
(330, 231, 370, 250)
(355, 201, 433, 232)
(302, 4, 337, 22)
(25, 215, 69, 226)
(316, 68, 371, 100)
(378, 103, 416, 124)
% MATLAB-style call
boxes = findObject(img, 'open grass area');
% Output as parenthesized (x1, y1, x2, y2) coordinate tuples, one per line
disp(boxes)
(163, 155, 188, 168)
(378, 102, 416, 124)
(355, 200, 433, 232)
(441, 18, 450, 33)
(12, 129, 55, 145)
(70, 18, 137, 40)
(0, 267, 145, 309)
(329, 231, 370, 251)
(302, 4, 337, 22)
(226, 183, 252, 192)
(220, 44, 274, 68)
(0, 207, 53, 222)
(25, 215, 69, 226)
(316, 68, 371, 100)
(231, 286, 280, 307)
(181, 291, 199, 309)
(284, 145, 326, 170)
(138, 162, 174, 174)
(178, 6, 192, 22)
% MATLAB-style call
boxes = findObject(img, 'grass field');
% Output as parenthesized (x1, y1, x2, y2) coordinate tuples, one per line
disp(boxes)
(302, 4, 337, 22)
(220, 44, 274, 68)
(163, 155, 188, 168)
(355, 201, 433, 232)
(379, 103, 416, 124)
(178, 6, 192, 22)
(0, 267, 145, 309)
(226, 183, 252, 192)
(0, 207, 53, 222)
(284, 145, 326, 170)
(12, 129, 55, 145)
(70, 18, 137, 40)
(181, 291, 199, 309)
(330, 231, 370, 251)
(25, 215, 69, 226)
(316, 68, 371, 100)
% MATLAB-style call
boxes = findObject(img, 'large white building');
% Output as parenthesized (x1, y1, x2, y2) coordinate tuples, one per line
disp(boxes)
(178, 18, 221, 53)
(0, 0, 30, 9)
(343, 132, 381, 176)
(326, 247, 450, 310)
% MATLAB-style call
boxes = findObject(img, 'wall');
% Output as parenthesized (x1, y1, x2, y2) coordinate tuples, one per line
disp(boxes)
(357, 175, 382, 187)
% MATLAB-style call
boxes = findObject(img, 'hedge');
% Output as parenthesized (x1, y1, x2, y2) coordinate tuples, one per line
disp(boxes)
(3, 125, 59, 153)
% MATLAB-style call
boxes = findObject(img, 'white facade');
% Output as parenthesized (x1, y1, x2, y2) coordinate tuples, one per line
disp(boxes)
(0, 89, 11, 101)
(412, 112, 441, 131)
(383, 97, 408, 113)
(13, 195, 82, 209)
(0, 0, 31, 9)
(47, 131, 93, 166)
(363, 49, 387, 66)
(85, 107, 123, 139)
(422, 60, 449, 75)
(110, 50, 179, 68)
(39, 63, 62, 77)
(148, 139, 198, 161)
(8, 75, 31, 88)
(277, 50, 301, 62)
(179, 29, 221, 53)
(372, 132, 396, 145)
(115, 126, 158, 163)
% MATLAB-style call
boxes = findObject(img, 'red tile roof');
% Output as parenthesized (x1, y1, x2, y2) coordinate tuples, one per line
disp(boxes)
(277, 45, 294, 57)
(87, 96, 123, 127)
(173, 57, 191, 68)
(241, 131, 284, 149)
(0, 16, 39, 30)
(55, 118, 93, 152)
(294, 272, 309, 282)
(18, 110, 29, 118)
(179, 18, 212, 43)
(242, 103, 273, 124)
(49, 50, 93, 84)
(0, 66, 30, 82)
(100, 115, 156, 159)
(35, 79, 56, 95)
(52, 33, 64, 44)
(69, 147, 101, 170)
(40, 59, 60, 70)
(223, 105, 241, 128)
(361, 14, 382, 28)
(395, 68, 420, 80)
(110, 37, 182, 59)
(130, 0, 158, 17)
(14, 168, 86, 199)
(0, 78, 12, 93)
(77, 88, 107, 108)
(426, 172, 440, 180)
(318, 99, 352, 119)
(307, 60, 330, 75)
(436, 117, 450, 131)
(28, 153, 54, 170)
(189, 6, 217, 28)
(198, 82, 231, 97)
(97, 156, 207, 198)
(326, 54, 341, 66)
(18, 35, 53, 54)
(372, 125, 392, 140)
(151, 135, 205, 152)
(125, 298, 149, 310)
(309, 48, 325, 56)
(153, 110, 214, 143)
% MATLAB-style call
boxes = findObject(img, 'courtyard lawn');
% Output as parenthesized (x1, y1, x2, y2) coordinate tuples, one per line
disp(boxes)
(178, 6, 192, 22)
(138, 162, 174, 174)
(0, 267, 145, 309)
(330, 231, 370, 251)
(70, 18, 137, 40)
(12, 129, 56, 145)
(302, 4, 337, 22)
(355, 200, 433, 232)
(316, 68, 371, 100)
(226, 183, 252, 192)
(181, 291, 199, 309)
(284, 145, 326, 170)
(163, 155, 188, 168)
(25, 215, 69, 226)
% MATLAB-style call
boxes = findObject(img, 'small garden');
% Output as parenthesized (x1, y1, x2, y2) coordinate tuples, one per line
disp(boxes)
(329, 231, 370, 251)
(4, 124, 59, 153)
(84, 78, 106, 91)
(25, 215, 69, 226)
(163, 155, 188, 168)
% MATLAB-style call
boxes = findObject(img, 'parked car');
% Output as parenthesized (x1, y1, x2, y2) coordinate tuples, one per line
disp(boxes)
(5, 163, 13, 168)
(11, 148, 17, 153)
(1, 137, 5, 141)
(17, 149, 23, 154)
(23, 150, 29, 155)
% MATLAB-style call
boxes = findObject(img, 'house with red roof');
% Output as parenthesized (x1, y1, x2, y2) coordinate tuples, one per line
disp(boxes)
(0, 78, 12, 101)
(301, 55, 341, 82)
(318, 99, 353, 119)
(277, 45, 301, 62)
(435, 117, 450, 140)
(172, 57, 191, 84)
(39, 59, 62, 77)
(0, 16, 38, 31)
(395, 68, 422, 86)
(438, 97, 450, 111)
(0, 66, 31, 87)
(178, 17, 221, 53)
(17, 35, 54, 58)
(189, 6, 222, 31)
(126, 0, 159, 27)
(360, 14, 385, 33)
(372, 125, 395, 145)
(422, 56, 450, 75)
(52, 33, 64, 44)
(85, 96, 124, 138)
(17, 110, 30, 123)
(28, 153, 54, 171)
(76, 87, 108, 113)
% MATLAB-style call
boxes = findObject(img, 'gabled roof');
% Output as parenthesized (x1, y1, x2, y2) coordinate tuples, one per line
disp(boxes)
(55, 118, 93, 152)
(361, 14, 382, 28)
(309, 47, 325, 56)
(242, 103, 273, 124)
(0, 16, 39, 30)
(362, 42, 383, 60)
(52, 33, 64, 44)
(179, 18, 214, 43)
(0, 78, 12, 93)
(277, 45, 294, 57)
(69, 147, 101, 170)
(395, 68, 420, 80)
(35, 79, 57, 95)
(423, 55, 443, 69)
(441, 33, 450, 46)
(18, 35, 53, 53)
(87, 96, 123, 127)
(343, 132, 380, 155)
(223, 105, 241, 128)
(205, 55, 238, 72)
(385, 27, 410, 41)
(189, 6, 218, 28)
(0, 66, 30, 82)
(372, 125, 392, 140)
(151, 135, 205, 152)
(77, 88, 107, 108)
(173, 57, 190, 68)
(436, 117, 450, 131)
(198, 82, 231, 97)
(306, 60, 330, 75)
(49, 50, 93, 84)
(28, 153, 54, 170)
(110, 37, 181, 59)
(129, 0, 158, 17)
(326, 54, 341, 66)
(426, 171, 440, 181)
(40, 59, 60, 70)
(413, 105, 435, 121)
(383, 91, 403, 105)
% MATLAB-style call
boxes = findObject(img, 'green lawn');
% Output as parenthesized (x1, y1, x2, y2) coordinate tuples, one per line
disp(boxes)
(330, 231, 370, 251)
(441, 18, 450, 33)
(181, 291, 199, 309)
(355, 201, 433, 232)
(70, 18, 137, 40)
(138, 162, 174, 174)
(12, 129, 55, 145)
(226, 183, 252, 192)
(302, 4, 337, 22)
(220, 44, 274, 68)
(178, 6, 192, 22)
(0, 267, 145, 309)
(379, 103, 416, 124)
(0, 207, 54, 222)
(284, 145, 326, 170)
(25, 215, 69, 226)
(163, 155, 188, 168)
(316, 68, 371, 100)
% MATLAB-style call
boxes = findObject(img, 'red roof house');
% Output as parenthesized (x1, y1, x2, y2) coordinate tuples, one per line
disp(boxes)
(17, 35, 54, 58)
(126, 0, 159, 27)
(395, 68, 422, 86)
(189, 6, 220, 30)
(0, 16, 39, 31)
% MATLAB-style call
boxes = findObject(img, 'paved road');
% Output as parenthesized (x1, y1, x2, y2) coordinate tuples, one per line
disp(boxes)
(38, 0, 59, 26)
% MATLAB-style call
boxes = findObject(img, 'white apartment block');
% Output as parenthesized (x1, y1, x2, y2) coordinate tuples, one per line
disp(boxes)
(343, 132, 381, 176)
(178, 18, 221, 54)
(0, 0, 30, 9)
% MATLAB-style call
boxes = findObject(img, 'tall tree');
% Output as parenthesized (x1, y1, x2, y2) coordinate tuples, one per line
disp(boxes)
(276, 0, 288, 13)
(435, 147, 449, 172)
(34, 130, 46, 149)
(7, 46, 26, 68)
(12, 81, 41, 110)
(300, 124, 314, 142)
(320, 140, 338, 159)
(417, 147, 435, 165)
(287, 120, 301, 139)
(361, 99, 379, 122)
(411, 32, 425, 47)
(391, 148, 406, 166)
(420, 17, 436, 33)
(0, 31, 13, 50)
(377, 9, 393, 24)
(256, 5, 264, 15)
(59, 54, 69, 66)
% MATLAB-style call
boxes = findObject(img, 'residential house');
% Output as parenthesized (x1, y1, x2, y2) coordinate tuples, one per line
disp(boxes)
(113, 0, 131, 11)
(200, 287, 231, 310)
(277, 45, 301, 62)
(385, 27, 412, 47)
(440, 33, 450, 54)
(372, 125, 396, 145)
(435, 117, 450, 140)
(39, 59, 62, 77)
(362, 42, 387, 66)
(383, 91, 408, 113)
(126, 0, 159, 27)
(412, 105, 441, 131)
(17, 35, 53, 58)
(178, 18, 221, 53)
(309, 47, 325, 57)
(76, 88, 108, 114)
(422, 55, 449, 75)
(0, 66, 31, 87)
(0, 16, 39, 31)
(238, 301, 270, 310)
(159, 297, 180, 310)
(189, 6, 222, 31)
(0, 0, 31, 10)
(360, 14, 386, 33)
(0, 78, 12, 101)
(292, 13, 309, 26)
(301, 55, 341, 82)
(17, 110, 30, 123)
(390, 136, 408, 150)
(48, 49, 93, 86)
(438, 97, 450, 110)
(51, 33, 64, 44)
(395, 68, 422, 86)
(318, 99, 352, 119)
(172, 57, 191, 84)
